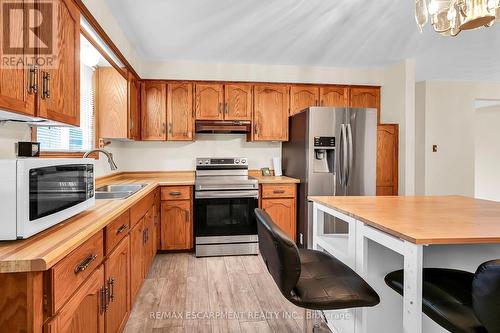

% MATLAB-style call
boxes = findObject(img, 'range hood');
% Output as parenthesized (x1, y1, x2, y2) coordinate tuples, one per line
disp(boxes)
(195, 120, 251, 134)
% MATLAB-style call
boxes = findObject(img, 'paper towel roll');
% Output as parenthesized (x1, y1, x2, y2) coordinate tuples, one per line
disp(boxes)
(273, 157, 282, 176)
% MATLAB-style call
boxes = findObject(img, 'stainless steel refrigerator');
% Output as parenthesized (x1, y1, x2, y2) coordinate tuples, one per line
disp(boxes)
(282, 107, 377, 248)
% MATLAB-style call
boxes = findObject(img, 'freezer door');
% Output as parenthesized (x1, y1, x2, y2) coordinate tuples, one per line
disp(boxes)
(345, 108, 377, 196)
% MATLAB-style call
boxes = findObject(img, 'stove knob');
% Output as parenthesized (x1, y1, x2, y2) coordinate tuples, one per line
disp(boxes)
(241, 159, 247, 164)
(204, 160, 209, 165)
(235, 159, 240, 164)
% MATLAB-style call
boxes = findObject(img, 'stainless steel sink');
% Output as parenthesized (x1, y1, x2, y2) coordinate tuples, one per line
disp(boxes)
(95, 184, 147, 200)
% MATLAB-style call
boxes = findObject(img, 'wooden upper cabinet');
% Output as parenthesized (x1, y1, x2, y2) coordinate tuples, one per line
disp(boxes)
(224, 84, 252, 120)
(37, 0, 80, 126)
(128, 74, 141, 140)
(377, 124, 399, 196)
(195, 83, 224, 120)
(320, 86, 349, 107)
(350, 87, 380, 122)
(97, 68, 128, 139)
(141, 81, 167, 141)
(290, 85, 319, 116)
(253, 84, 289, 141)
(167, 82, 194, 141)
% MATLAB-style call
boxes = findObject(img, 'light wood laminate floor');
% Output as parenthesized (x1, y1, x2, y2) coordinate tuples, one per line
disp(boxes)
(124, 253, 305, 333)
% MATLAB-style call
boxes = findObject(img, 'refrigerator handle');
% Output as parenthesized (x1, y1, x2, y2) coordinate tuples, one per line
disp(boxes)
(337, 124, 345, 186)
(346, 123, 353, 186)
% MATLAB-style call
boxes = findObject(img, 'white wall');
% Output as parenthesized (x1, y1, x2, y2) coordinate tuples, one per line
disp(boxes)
(475, 105, 500, 202)
(109, 134, 280, 171)
(0, 123, 32, 158)
(416, 81, 500, 196)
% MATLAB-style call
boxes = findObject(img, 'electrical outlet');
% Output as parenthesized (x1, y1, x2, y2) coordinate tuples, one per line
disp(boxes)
(432, 145, 438, 152)
(299, 233, 304, 245)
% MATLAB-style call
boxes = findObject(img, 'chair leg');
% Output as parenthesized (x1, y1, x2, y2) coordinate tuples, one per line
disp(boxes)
(303, 308, 321, 333)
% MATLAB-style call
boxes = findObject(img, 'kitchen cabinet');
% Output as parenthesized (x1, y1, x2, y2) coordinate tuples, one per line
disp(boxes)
(97, 67, 128, 139)
(141, 81, 167, 140)
(167, 82, 194, 140)
(195, 83, 224, 120)
(377, 124, 399, 196)
(143, 207, 156, 276)
(224, 83, 253, 120)
(105, 236, 130, 333)
(0, 59, 35, 116)
(253, 84, 289, 141)
(349, 87, 380, 123)
(129, 218, 144, 303)
(320, 86, 349, 107)
(260, 184, 297, 241)
(37, 0, 81, 126)
(128, 73, 141, 140)
(160, 186, 193, 250)
(45, 266, 105, 333)
(290, 85, 319, 116)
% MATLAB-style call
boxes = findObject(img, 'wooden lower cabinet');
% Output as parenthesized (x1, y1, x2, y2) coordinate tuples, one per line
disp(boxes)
(261, 198, 297, 242)
(45, 266, 105, 333)
(143, 207, 156, 275)
(161, 200, 193, 250)
(105, 236, 130, 333)
(129, 219, 144, 303)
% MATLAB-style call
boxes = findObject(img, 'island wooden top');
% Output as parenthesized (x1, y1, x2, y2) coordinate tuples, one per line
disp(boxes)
(309, 195, 500, 245)
(0, 171, 299, 273)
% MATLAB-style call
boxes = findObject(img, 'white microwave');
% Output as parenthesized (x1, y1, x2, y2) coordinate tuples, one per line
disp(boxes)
(0, 158, 95, 240)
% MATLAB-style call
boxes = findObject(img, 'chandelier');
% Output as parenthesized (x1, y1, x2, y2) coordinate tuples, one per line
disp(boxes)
(415, 0, 500, 36)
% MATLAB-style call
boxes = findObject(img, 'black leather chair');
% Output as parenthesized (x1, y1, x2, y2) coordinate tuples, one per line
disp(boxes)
(255, 208, 380, 331)
(385, 260, 500, 333)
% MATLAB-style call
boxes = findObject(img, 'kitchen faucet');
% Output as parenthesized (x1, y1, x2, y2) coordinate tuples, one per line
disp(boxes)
(83, 149, 118, 171)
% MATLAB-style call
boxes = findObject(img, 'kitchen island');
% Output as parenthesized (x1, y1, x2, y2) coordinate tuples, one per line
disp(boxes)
(309, 195, 500, 333)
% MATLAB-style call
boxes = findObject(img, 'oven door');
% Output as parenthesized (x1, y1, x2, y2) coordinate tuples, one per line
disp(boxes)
(195, 190, 258, 238)
(16, 158, 95, 239)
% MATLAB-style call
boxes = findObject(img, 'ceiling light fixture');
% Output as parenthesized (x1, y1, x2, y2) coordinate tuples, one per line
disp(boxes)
(415, 0, 500, 36)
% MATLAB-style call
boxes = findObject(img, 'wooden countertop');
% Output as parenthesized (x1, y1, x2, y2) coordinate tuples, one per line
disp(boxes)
(309, 195, 500, 245)
(0, 171, 299, 273)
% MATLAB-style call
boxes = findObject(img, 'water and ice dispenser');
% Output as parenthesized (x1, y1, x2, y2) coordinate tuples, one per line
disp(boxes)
(313, 136, 335, 173)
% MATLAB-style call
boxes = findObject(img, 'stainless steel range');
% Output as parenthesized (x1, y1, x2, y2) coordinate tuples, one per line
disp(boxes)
(194, 157, 259, 257)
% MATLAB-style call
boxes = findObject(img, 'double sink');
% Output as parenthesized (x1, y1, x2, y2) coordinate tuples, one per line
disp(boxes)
(95, 184, 147, 200)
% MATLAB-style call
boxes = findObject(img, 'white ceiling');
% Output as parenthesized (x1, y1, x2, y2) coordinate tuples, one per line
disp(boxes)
(104, 0, 500, 81)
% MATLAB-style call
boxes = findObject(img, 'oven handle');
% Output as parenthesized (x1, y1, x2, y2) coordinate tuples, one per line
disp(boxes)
(195, 190, 259, 199)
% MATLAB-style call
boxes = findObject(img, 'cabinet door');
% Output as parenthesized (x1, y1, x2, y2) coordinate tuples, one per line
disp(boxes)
(377, 124, 399, 196)
(224, 84, 252, 120)
(47, 266, 105, 333)
(290, 85, 319, 116)
(143, 208, 155, 276)
(37, 0, 80, 126)
(253, 84, 289, 141)
(319, 86, 349, 107)
(105, 236, 130, 333)
(161, 200, 192, 250)
(0, 0, 35, 118)
(130, 219, 144, 303)
(167, 82, 194, 140)
(261, 198, 296, 241)
(141, 81, 167, 140)
(97, 67, 128, 139)
(128, 74, 141, 140)
(349, 87, 380, 122)
(195, 83, 224, 120)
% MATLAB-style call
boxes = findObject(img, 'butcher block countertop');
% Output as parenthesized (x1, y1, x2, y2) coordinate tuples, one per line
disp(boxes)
(309, 195, 500, 245)
(0, 171, 299, 273)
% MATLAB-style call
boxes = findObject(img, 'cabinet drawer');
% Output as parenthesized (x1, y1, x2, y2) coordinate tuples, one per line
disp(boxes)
(105, 210, 130, 254)
(130, 191, 155, 227)
(48, 231, 104, 315)
(161, 186, 191, 200)
(261, 184, 296, 198)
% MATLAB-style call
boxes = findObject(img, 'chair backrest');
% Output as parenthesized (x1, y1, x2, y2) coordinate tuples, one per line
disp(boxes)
(255, 208, 301, 299)
(472, 259, 500, 332)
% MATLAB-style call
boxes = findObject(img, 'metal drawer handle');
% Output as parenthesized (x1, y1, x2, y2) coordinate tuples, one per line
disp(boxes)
(116, 224, 128, 234)
(74, 254, 97, 274)
(169, 191, 181, 196)
(273, 190, 286, 194)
